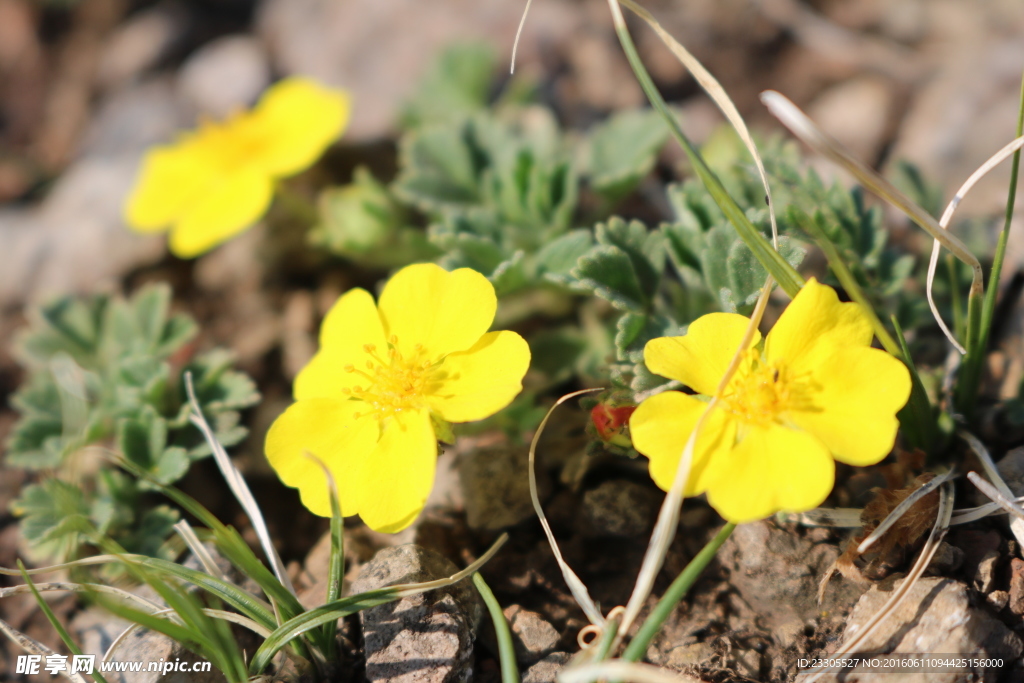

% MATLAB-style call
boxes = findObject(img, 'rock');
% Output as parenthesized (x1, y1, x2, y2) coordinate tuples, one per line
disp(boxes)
(987, 590, 1010, 611)
(96, 4, 187, 91)
(806, 76, 893, 163)
(503, 605, 559, 664)
(803, 577, 1023, 683)
(460, 444, 545, 531)
(974, 550, 1001, 594)
(177, 35, 271, 118)
(579, 480, 658, 538)
(993, 447, 1024, 496)
(256, 0, 583, 140)
(521, 651, 571, 683)
(719, 521, 864, 647)
(351, 544, 483, 683)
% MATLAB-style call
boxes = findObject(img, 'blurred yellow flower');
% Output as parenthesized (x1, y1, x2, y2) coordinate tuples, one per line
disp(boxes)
(265, 263, 530, 532)
(124, 77, 350, 258)
(630, 279, 911, 524)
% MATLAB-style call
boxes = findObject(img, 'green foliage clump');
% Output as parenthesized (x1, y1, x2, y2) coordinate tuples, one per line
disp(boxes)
(5, 284, 259, 560)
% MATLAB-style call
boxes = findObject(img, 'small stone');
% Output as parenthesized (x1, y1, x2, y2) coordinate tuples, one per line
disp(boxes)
(579, 480, 658, 539)
(460, 444, 546, 531)
(805, 577, 1023, 683)
(503, 605, 560, 664)
(522, 652, 571, 683)
(351, 544, 483, 683)
(925, 541, 963, 575)
(96, 4, 186, 90)
(177, 35, 271, 118)
(664, 642, 715, 670)
(1009, 558, 1024, 616)
(988, 590, 1010, 611)
(974, 550, 1001, 594)
(994, 447, 1024, 496)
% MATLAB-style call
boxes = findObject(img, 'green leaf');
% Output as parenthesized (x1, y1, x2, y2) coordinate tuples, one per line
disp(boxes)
(572, 245, 647, 313)
(394, 119, 486, 212)
(534, 229, 594, 283)
(595, 218, 666, 300)
(401, 43, 496, 129)
(587, 108, 669, 200)
(11, 480, 90, 557)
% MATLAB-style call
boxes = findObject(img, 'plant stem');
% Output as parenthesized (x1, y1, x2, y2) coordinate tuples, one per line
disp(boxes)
(622, 522, 735, 662)
(956, 71, 1024, 418)
(473, 573, 520, 683)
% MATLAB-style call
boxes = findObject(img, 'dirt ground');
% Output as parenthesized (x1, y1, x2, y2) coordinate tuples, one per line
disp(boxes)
(2, 1, 1024, 681)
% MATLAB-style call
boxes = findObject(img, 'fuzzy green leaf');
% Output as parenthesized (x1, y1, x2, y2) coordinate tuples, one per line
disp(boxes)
(587, 108, 668, 200)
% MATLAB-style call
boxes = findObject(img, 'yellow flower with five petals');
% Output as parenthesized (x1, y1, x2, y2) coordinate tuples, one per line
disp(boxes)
(124, 77, 350, 258)
(630, 279, 911, 524)
(265, 263, 531, 532)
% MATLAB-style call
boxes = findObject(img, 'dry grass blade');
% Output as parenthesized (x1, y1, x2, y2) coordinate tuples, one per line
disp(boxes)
(967, 472, 1024, 523)
(784, 508, 865, 527)
(184, 373, 295, 598)
(0, 617, 88, 683)
(960, 430, 1024, 547)
(529, 389, 606, 627)
(104, 607, 272, 664)
(559, 660, 703, 683)
(801, 482, 954, 683)
(760, 90, 984, 349)
(174, 520, 230, 583)
(0, 581, 162, 612)
(925, 136, 1024, 352)
(510, 0, 534, 74)
(619, 0, 779, 247)
(856, 469, 954, 553)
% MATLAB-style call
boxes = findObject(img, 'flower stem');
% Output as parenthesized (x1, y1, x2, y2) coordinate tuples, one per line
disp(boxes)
(956, 71, 1024, 419)
(622, 522, 736, 662)
(473, 573, 520, 683)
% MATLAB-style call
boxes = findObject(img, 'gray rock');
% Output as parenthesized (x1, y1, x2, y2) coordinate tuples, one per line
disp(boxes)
(579, 480, 657, 539)
(522, 651, 571, 683)
(802, 577, 1023, 683)
(719, 521, 864, 648)
(460, 445, 546, 531)
(503, 605, 559, 664)
(256, 0, 582, 140)
(177, 35, 271, 118)
(351, 544, 483, 683)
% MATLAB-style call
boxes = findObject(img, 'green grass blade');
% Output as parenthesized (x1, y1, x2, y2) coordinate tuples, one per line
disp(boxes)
(622, 523, 735, 662)
(606, 3, 804, 298)
(18, 561, 109, 683)
(248, 533, 508, 675)
(473, 573, 519, 683)
(891, 316, 940, 454)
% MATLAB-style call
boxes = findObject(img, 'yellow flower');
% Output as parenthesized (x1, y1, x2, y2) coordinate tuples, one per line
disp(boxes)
(265, 263, 531, 532)
(630, 279, 911, 524)
(124, 77, 350, 258)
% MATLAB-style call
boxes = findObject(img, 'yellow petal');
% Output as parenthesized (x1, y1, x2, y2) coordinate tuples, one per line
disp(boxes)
(378, 264, 497, 359)
(250, 77, 351, 177)
(704, 424, 834, 524)
(352, 409, 437, 532)
(123, 144, 217, 232)
(765, 278, 873, 373)
(427, 331, 530, 423)
(629, 391, 737, 497)
(789, 346, 911, 466)
(168, 168, 272, 258)
(295, 288, 388, 401)
(264, 397, 381, 518)
(643, 313, 759, 395)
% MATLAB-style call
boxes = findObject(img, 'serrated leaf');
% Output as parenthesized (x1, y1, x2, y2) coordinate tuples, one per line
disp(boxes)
(572, 245, 648, 313)
(490, 251, 530, 296)
(12, 480, 90, 555)
(614, 313, 679, 361)
(595, 218, 666, 300)
(725, 235, 806, 309)
(393, 119, 486, 212)
(587, 108, 669, 200)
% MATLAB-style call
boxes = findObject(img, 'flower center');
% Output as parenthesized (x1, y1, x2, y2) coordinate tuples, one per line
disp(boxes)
(720, 349, 817, 427)
(195, 113, 269, 171)
(342, 336, 439, 419)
